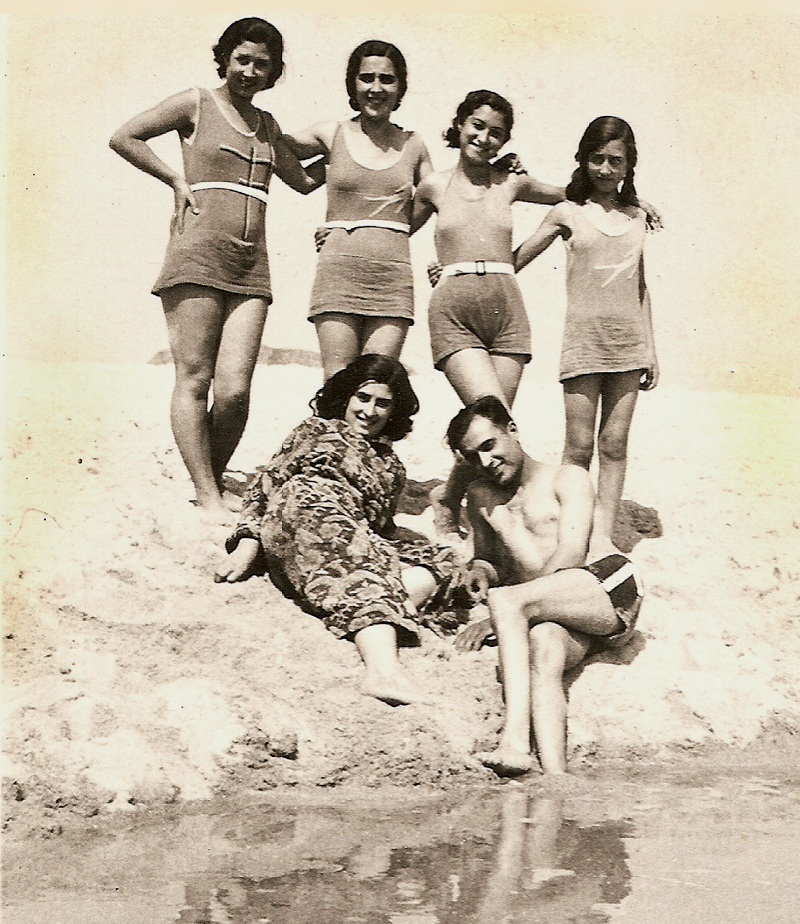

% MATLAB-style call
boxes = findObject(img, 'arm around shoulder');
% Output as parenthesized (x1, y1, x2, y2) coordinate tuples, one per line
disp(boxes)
(514, 202, 570, 273)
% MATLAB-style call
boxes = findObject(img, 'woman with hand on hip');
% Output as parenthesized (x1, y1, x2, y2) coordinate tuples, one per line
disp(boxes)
(110, 18, 324, 520)
(283, 40, 433, 380)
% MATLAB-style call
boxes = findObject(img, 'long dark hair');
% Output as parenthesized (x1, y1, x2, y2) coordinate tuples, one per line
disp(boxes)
(443, 89, 514, 148)
(345, 40, 408, 112)
(212, 17, 285, 87)
(311, 355, 419, 442)
(566, 116, 639, 206)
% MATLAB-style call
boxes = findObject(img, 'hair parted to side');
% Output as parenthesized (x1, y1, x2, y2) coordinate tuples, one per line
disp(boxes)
(213, 17, 285, 86)
(345, 40, 408, 112)
(311, 354, 419, 441)
(566, 116, 639, 206)
(443, 89, 514, 148)
(446, 395, 513, 454)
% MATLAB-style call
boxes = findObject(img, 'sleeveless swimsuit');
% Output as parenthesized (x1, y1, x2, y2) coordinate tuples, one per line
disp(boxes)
(559, 202, 648, 381)
(428, 172, 530, 367)
(308, 122, 423, 322)
(152, 88, 276, 300)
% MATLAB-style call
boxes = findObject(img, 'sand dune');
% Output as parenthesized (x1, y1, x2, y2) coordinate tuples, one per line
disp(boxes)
(2, 359, 799, 828)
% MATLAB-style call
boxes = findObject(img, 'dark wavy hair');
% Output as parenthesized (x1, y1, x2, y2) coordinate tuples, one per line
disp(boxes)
(444, 89, 514, 148)
(446, 395, 513, 454)
(311, 355, 419, 442)
(212, 18, 285, 87)
(565, 116, 639, 206)
(345, 40, 408, 112)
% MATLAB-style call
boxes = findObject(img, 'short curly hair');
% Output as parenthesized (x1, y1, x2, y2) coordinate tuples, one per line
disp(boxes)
(311, 354, 419, 442)
(345, 40, 408, 113)
(212, 18, 285, 87)
(443, 89, 514, 148)
(446, 395, 513, 454)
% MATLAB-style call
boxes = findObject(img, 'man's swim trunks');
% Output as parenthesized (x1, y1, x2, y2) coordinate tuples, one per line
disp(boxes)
(581, 553, 643, 648)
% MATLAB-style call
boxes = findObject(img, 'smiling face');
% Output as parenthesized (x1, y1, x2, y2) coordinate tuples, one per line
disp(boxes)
(354, 55, 400, 120)
(457, 415, 523, 486)
(458, 104, 510, 164)
(344, 381, 395, 439)
(586, 139, 629, 198)
(224, 41, 273, 99)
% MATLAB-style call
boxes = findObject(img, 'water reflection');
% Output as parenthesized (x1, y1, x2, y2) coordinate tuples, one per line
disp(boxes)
(173, 791, 632, 923)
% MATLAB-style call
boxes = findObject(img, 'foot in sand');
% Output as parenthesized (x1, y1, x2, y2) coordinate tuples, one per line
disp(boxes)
(363, 672, 429, 706)
(477, 746, 537, 777)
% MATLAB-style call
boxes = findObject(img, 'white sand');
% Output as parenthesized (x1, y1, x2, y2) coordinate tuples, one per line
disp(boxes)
(2, 359, 799, 819)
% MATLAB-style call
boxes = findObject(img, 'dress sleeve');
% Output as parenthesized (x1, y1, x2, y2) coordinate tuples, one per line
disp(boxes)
(225, 418, 323, 551)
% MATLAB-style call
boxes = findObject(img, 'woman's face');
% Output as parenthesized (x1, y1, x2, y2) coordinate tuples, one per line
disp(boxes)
(344, 381, 395, 439)
(224, 41, 273, 98)
(586, 139, 629, 196)
(458, 104, 509, 164)
(354, 55, 400, 120)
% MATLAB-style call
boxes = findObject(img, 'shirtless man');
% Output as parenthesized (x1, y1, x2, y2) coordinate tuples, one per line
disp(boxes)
(447, 396, 643, 775)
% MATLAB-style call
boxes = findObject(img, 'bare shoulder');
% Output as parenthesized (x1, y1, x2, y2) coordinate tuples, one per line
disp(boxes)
(417, 168, 452, 205)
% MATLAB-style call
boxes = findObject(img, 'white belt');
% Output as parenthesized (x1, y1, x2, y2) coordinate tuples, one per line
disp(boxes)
(190, 182, 269, 205)
(324, 219, 410, 233)
(440, 261, 515, 278)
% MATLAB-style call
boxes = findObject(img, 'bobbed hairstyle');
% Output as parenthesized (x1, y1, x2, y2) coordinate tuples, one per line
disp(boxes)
(446, 395, 513, 454)
(566, 116, 639, 207)
(311, 354, 419, 442)
(444, 89, 514, 148)
(212, 17, 285, 87)
(345, 40, 408, 112)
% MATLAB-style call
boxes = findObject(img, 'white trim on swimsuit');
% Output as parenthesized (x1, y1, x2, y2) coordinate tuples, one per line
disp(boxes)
(440, 261, 515, 279)
(190, 181, 270, 204)
(598, 560, 644, 598)
(323, 219, 410, 233)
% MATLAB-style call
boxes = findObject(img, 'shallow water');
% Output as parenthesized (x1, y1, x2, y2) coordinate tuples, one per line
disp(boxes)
(4, 771, 800, 924)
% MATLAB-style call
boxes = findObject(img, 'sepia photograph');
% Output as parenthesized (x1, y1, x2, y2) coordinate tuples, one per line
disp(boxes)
(3, 6, 799, 922)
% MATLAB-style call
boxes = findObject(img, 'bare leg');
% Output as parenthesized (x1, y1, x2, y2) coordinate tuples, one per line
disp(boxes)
(161, 284, 228, 517)
(562, 374, 601, 471)
(480, 570, 614, 775)
(361, 316, 411, 361)
(209, 295, 269, 486)
(354, 567, 437, 706)
(313, 313, 361, 380)
(593, 371, 640, 546)
(435, 350, 526, 530)
(529, 623, 591, 774)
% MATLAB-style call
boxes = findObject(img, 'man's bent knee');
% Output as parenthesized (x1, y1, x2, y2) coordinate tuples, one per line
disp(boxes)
(529, 623, 569, 677)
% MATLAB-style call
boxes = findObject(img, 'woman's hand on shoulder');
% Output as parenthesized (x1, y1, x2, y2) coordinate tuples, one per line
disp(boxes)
(214, 538, 260, 583)
(638, 198, 663, 232)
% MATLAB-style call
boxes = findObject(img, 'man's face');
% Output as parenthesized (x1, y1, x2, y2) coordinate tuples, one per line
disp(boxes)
(458, 415, 523, 486)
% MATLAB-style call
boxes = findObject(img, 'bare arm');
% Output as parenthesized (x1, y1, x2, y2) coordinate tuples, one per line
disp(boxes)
(514, 173, 566, 207)
(540, 465, 594, 576)
(109, 89, 199, 230)
(410, 172, 440, 235)
(513, 204, 570, 273)
(281, 120, 337, 160)
(639, 255, 659, 390)
(272, 134, 326, 194)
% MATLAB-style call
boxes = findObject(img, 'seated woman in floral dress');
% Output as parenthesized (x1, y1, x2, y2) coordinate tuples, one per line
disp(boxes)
(215, 354, 461, 705)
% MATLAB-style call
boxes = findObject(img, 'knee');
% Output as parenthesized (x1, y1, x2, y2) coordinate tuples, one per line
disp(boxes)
(174, 362, 213, 401)
(212, 375, 252, 414)
(597, 429, 629, 463)
(563, 430, 594, 468)
(528, 623, 567, 678)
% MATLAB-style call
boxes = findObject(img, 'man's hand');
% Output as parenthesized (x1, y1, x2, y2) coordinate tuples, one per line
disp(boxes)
(454, 617, 495, 653)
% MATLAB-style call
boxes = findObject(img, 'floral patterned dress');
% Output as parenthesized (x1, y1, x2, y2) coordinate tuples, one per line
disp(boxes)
(227, 417, 459, 640)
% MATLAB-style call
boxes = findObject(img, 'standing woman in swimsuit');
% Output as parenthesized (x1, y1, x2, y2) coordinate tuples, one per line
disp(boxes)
(110, 18, 324, 520)
(283, 40, 433, 380)
(412, 89, 565, 530)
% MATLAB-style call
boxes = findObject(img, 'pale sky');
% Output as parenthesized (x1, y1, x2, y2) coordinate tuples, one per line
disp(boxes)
(5, 9, 799, 395)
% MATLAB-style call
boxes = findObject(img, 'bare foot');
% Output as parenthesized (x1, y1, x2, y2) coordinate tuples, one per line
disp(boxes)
(221, 490, 244, 513)
(194, 496, 236, 528)
(477, 746, 537, 777)
(363, 672, 429, 706)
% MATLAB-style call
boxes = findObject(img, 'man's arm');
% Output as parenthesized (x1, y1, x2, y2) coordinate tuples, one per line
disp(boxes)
(539, 465, 594, 575)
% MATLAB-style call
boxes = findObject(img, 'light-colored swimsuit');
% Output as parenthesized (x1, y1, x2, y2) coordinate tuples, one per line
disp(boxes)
(558, 201, 649, 381)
